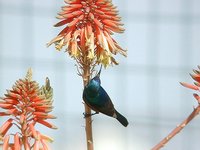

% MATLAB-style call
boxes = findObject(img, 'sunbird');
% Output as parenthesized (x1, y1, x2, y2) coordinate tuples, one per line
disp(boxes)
(83, 66, 129, 127)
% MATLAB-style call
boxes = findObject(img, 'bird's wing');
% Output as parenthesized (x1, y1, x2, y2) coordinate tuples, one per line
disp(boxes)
(82, 86, 116, 117)
(83, 88, 100, 113)
(96, 86, 115, 117)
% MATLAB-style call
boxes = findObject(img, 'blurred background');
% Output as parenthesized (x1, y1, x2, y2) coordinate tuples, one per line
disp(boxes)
(0, 0, 200, 149)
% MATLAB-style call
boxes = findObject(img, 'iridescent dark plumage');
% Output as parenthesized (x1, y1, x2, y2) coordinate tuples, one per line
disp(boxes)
(83, 66, 128, 127)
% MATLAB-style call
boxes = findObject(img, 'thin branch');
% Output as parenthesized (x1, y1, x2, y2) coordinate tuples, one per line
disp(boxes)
(152, 104, 200, 150)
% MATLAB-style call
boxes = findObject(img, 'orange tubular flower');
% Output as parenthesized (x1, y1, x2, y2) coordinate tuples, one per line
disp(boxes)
(0, 69, 56, 150)
(47, 0, 127, 67)
(181, 66, 200, 103)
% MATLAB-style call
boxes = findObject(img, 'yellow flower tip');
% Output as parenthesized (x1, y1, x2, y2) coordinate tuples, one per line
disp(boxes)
(26, 68, 33, 81)
(46, 42, 51, 48)
(52, 125, 58, 130)
(87, 51, 95, 60)
(40, 134, 54, 143)
(102, 57, 111, 67)
(70, 52, 80, 59)
(45, 77, 51, 91)
(37, 120, 57, 130)
(111, 57, 119, 65)
(121, 49, 128, 57)
(56, 48, 62, 52)
(54, 40, 65, 51)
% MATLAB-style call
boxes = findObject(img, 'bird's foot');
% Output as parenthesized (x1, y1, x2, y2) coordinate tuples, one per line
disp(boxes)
(83, 112, 99, 118)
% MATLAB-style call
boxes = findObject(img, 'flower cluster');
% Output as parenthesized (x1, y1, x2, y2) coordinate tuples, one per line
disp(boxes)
(47, 0, 127, 67)
(181, 66, 200, 103)
(0, 69, 57, 150)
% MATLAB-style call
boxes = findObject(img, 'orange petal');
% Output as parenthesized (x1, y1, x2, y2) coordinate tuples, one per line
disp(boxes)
(68, 14, 84, 27)
(180, 82, 199, 90)
(12, 85, 20, 93)
(3, 98, 18, 104)
(26, 107, 35, 112)
(104, 11, 118, 16)
(104, 31, 117, 52)
(37, 120, 57, 129)
(0, 103, 14, 109)
(24, 140, 31, 150)
(99, 14, 121, 21)
(95, 9, 105, 15)
(21, 90, 28, 98)
(3, 135, 10, 150)
(35, 104, 53, 109)
(0, 112, 9, 116)
(96, 0, 106, 5)
(58, 13, 73, 19)
(0, 119, 13, 136)
(15, 79, 25, 86)
(85, 24, 91, 40)
(35, 107, 53, 113)
(61, 5, 82, 12)
(69, 4, 82, 9)
(6, 90, 23, 100)
(30, 101, 44, 107)
(33, 112, 48, 117)
(104, 24, 124, 33)
(40, 134, 54, 143)
(14, 133, 21, 150)
(102, 19, 118, 28)
(64, 0, 81, 5)
(95, 26, 103, 47)
(80, 28, 86, 51)
(93, 18, 103, 29)
(41, 139, 49, 150)
(88, 12, 94, 20)
(7, 108, 18, 115)
(33, 140, 40, 150)
(47, 35, 64, 47)
(54, 18, 73, 27)
(35, 114, 57, 120)
(29, 123, 38, 140)
(191, 74, 200, 83)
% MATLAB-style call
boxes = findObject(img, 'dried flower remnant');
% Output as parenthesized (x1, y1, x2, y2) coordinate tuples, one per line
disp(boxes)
(180, 66, 200, 103)
(0, 69, 57, 150)
(47, 0, 127, 67)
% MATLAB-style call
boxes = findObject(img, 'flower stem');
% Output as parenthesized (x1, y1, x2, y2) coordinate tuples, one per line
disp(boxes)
(83, 64, 94, 150)
(152, 104, 200, 150)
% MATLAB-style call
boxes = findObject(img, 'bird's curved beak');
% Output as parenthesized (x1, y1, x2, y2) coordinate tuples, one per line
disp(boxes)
(97, 65, 102, 77)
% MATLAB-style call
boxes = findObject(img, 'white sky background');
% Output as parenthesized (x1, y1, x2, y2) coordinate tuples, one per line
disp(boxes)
(0, 0, 200, 149)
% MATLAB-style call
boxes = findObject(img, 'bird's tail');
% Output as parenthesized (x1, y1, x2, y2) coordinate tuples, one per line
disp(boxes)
(115, 110, 129, 127)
